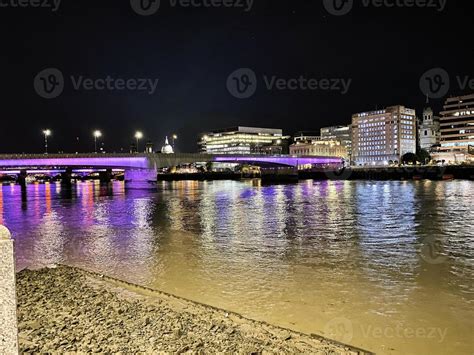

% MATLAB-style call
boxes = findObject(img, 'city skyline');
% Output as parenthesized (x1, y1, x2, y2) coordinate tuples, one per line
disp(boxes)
(0, 1, 472, 153)
(1, 2, 473, 354)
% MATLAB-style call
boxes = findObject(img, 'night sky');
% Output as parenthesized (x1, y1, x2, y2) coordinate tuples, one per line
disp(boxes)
(1, 0, 472, 154)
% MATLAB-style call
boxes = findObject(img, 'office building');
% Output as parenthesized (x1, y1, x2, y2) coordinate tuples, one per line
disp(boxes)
(320, 125, 352, 160)
(199, 127, 288, 155)
(352, 105, 417, 165)
(293, 131, 321, 143)
(435, 93, 474, 163)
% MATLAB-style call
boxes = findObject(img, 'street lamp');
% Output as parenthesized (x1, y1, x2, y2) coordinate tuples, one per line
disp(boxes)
(43, 129, 51, 154)
(172, 134, 178, 149)
(93, 130, 102, 153)
(135, 131, 143, 153)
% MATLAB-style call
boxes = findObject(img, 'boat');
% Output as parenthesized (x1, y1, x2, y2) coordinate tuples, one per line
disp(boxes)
(441, 174, 454, 181)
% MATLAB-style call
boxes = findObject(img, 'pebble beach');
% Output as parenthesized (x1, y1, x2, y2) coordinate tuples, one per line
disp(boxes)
(16, 266, 368, 354)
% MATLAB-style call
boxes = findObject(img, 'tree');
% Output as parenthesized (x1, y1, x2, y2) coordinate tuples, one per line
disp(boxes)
(416, 149, 431, 165)
(401, 153, 417, 165)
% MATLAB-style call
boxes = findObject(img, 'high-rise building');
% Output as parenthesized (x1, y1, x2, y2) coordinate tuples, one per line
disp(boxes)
(320, 125, 352, 160)
(419, 105, 440, 151)
(199, 127, 288, 155)
(435, 93, 474, 163)
(352, 105, 417, 165)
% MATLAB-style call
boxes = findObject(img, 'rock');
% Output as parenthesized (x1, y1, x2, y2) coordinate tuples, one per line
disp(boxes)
(15, 267, 360, 355)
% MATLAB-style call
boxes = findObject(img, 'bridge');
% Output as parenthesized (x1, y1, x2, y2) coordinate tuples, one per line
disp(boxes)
(0, 153, 343, 189)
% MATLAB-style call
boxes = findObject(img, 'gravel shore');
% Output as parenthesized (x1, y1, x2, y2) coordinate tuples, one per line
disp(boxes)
(16, 266, 367, 354)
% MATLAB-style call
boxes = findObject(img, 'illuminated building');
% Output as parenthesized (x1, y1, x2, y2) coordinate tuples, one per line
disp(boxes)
(293, 131, 321, 143)
(434, 93, 474, 163)
(145, 141, 154, 153)
(419, 103, 440, 151)
(290, 140, 347, 160)
(320, 125, 352, 160)
(352, 105, 417, 165)
(199, 127, 288, 155)
(161, 137, 174, 154)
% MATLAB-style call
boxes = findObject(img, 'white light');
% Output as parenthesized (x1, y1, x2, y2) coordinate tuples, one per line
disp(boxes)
(135, 131, 143, 139)
(93, 130, 102, 138)
(43, 129, 51, 136)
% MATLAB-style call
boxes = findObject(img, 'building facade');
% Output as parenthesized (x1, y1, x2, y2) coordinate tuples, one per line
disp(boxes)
(434, 93, 474, 163)
(289, 140, 348, 159)
(320, 125, 352, 160)
(293, 131, 321, 143)
(199, 127, 288, 155)
(352, 105, 417, 165)
(419, 106, 440, 151)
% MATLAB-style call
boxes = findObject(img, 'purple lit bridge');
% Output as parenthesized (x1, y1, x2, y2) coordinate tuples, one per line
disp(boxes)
(0, 154, 342, 189)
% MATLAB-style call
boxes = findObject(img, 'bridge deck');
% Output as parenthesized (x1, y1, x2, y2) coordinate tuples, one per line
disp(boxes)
(0, 153, 342, 170)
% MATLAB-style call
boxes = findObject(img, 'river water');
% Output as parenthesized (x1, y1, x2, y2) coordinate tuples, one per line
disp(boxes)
(1, 180, 473, 354)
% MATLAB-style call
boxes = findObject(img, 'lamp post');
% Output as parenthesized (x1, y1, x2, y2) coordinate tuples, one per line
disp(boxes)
(172, 134, 178, 149)
(43, 129, 51, 154)
(135, 131, 143, 153)
(93, 130, 102, 153)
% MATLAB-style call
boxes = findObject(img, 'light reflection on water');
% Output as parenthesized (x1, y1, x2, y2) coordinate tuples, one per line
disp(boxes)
(2, 180, 473, 355)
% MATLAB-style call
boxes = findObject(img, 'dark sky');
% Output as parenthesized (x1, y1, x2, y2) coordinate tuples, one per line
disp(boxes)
(0, 0, 472, 154)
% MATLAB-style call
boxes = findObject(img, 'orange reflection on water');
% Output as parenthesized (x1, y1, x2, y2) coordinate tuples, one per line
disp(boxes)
(45, 183, 52, 215)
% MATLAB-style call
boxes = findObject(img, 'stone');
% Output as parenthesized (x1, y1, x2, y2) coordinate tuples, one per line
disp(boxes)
(0, 225, 18, 355)
(15, 266, 362, 354)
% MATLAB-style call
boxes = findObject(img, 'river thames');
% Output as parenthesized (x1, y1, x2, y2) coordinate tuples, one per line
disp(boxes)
(1, 180, 473, 354)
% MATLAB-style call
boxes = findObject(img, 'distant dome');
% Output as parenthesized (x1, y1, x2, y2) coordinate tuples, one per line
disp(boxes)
(161, 136, 174, 154)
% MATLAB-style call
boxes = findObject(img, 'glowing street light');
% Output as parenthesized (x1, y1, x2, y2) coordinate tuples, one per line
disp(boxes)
(135, 131, 143, 153)
(93, 130, 102, 153)
(172, 134, 178, 149)
(42, 129, 51, 154)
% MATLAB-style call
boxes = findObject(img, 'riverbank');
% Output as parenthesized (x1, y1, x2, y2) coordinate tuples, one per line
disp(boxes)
(154, 165, 474, 182)
(16, 266, 369, 354)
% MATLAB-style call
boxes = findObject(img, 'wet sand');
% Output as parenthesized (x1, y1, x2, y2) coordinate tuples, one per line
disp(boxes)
(16, 266, 370, 354)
